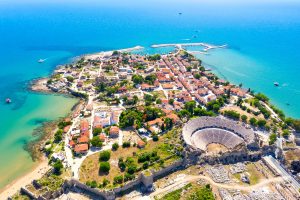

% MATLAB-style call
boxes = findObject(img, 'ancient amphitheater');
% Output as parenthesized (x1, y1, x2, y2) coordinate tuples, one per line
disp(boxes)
(182, 116, 257, 152)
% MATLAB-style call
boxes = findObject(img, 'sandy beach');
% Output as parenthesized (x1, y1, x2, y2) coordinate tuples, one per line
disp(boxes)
(0, 159, 50, 200)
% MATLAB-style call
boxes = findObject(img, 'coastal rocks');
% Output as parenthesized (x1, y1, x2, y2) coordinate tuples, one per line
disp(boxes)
(30, 78, 52, 93)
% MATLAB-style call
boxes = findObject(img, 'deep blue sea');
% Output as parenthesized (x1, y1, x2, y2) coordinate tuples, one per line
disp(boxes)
(0, 0, 300, 189)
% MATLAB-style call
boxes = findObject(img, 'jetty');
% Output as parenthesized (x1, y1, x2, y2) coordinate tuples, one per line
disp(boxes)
(151, 42, 227, 52)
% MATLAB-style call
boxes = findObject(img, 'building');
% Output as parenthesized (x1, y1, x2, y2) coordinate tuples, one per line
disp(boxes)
(74, 144, 89, 155)
(109, 126, 120, 138)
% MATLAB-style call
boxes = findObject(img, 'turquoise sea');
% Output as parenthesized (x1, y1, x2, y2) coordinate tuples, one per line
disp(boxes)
(1, 0, 300, 190)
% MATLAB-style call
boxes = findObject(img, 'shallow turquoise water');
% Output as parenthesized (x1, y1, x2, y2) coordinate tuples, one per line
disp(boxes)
(0, 0, 300, 189)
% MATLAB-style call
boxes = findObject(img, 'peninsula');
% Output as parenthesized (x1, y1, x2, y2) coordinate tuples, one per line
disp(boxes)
(4, 43, 300, 200)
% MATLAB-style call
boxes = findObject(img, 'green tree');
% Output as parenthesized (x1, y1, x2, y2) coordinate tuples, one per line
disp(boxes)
(91, 136, 103, 148)
(132, 74, 144, 85)
(168, 99, 174, 105)
(223, 110, 240, 120)
(257, 119, 267, 128)
(54, 129, 63, 143)
(282, 129, 290, 138)
(93, 127, 102, 136)
(147, 54, 161, 61)
(255, 93, 269, 102)
(113, 175, 124, 184)
(249, 117, 257, 126)
(99, 150, 111, 162)
(145, 74, 157, 85)
(53, 160, 63, 175)
(112, 142, 119, 151)
(184, 101, 196, 114)
(99, 162, 110, 173)
(194, 73, 201, 79)
(269, 133, 277, 145)
(152, 134, 159, 141)
(241, 115, 248, 122)
(66, 76, 74, 82)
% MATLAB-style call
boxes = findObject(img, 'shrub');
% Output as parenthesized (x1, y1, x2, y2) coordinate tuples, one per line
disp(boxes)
(99, 162, 110, 173)
(118, 160, 126, 171)
(53, 160, 63, 175)
(282, 129, 290, 138)
(127, 165, 137, 174)
(124, 173, 135, 182)
(102, 178, 110, 187)
(257, 119, 267, 128)
(122, 141, 131, 148)
(112, 143, 119, 151)
(99, 150, 111, 161)
(113, 175, 123, 184)
(93, 127, 102, 136)
(90, 180, 97, 188)
(241, 115, 247, 122)
(224, 110, 240, 120)
(152, 135, 159, 142)
(143, 162, 149, 169)
(269, 133, 277, 145)
(138, 152, 151, 163)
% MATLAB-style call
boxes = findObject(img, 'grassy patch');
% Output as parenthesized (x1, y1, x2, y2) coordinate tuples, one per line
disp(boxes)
(246, 163, 262, 185)
(11, 193, 30, 200)
(150, 91, 166, 99)
(37, 174, 64, 191)
(158, 183, 192, 200)
(79, 129, 182, 189)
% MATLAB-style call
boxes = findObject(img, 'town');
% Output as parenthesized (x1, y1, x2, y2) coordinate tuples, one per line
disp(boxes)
(11, 45, 300, 200)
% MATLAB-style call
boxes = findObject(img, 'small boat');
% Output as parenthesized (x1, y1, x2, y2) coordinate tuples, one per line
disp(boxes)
(38, 59, 46, 63)
(178, 12, 182, 15)
(274, 82, 279, 87)
(5, 98, 11, 104)
(286, 103, 290, 106)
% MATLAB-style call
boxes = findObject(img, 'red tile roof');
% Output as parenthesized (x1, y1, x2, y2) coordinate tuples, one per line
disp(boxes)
(74, 144, 89, 153)
(77, 135, 89, 144)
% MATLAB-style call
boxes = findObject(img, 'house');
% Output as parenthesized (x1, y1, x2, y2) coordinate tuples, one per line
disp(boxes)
(207, 94, 217, 102)
(147, 118, 164, 127)
(198, 88, 209, 96)
(69, 140, 76, 148)
(63, 125, 71, 133)
(74, 144, 89, 154)
(162, 83, 174, 90)
(99, 133, 106, 142)
(77, 135, 89, 144)
(137, 140, 146, 149)
(109, 126, 120, 138)
(230, 88, 247, 98)
(80, 120, 89, 133)
(141, 84, 155, 91)
(165, 113, 180, 124)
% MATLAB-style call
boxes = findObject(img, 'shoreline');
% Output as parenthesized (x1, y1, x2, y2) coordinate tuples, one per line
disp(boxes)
(0, 158, 50, 199)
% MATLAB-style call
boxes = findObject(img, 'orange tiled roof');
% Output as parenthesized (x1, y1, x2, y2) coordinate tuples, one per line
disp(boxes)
(74, 144, 89, 153)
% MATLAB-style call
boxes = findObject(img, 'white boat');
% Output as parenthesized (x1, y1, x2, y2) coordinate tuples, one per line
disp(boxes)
(274, 82, 279, 86)
(5, 98, 11, 104)
(38, 58, 46, 63)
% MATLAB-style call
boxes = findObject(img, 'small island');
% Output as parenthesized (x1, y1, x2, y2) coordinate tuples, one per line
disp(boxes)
(7, 43, 300, 200)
